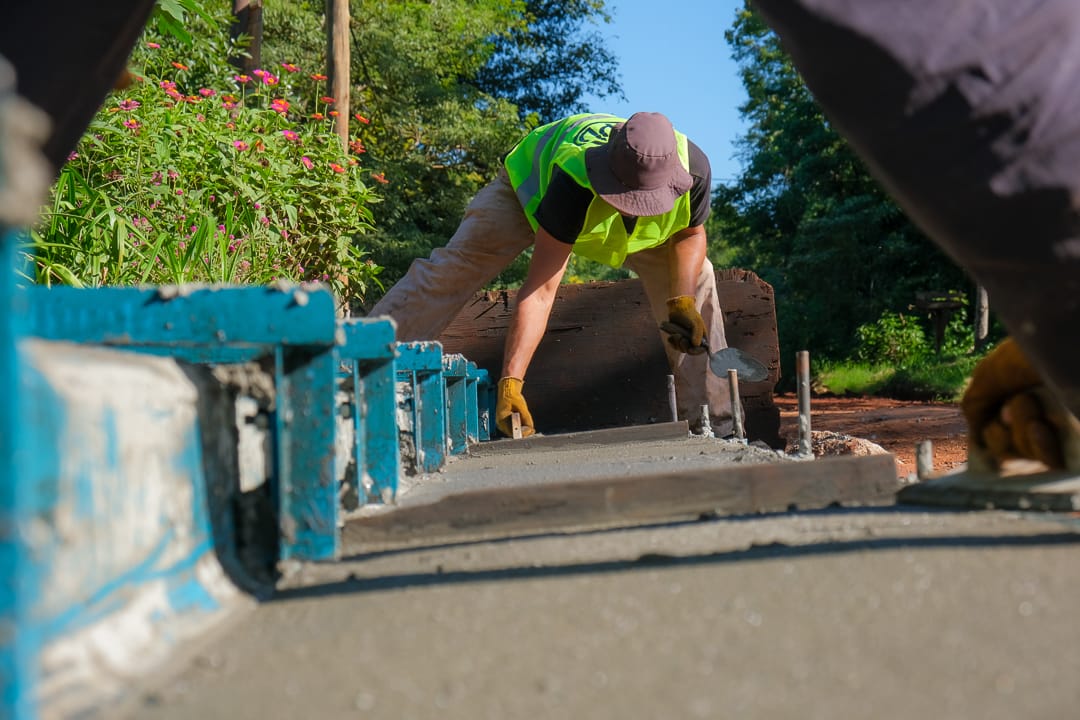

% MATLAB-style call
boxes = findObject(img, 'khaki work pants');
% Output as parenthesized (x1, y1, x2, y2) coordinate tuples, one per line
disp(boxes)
(369, 169, 735, 434)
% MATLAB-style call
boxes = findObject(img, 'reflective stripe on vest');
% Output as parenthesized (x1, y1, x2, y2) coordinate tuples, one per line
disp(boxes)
(503, 113, 693, 268)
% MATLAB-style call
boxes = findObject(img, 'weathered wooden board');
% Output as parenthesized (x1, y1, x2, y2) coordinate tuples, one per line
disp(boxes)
(438, 269, 782, 446)
(344, 454, 898, 551)
(898, 467, 1080, 512)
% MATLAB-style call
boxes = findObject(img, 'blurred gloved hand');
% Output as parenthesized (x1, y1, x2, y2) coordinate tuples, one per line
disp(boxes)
(496, 376, 535, 438)
(962, 337, 1080, 471)
(666, 295, 707, 355)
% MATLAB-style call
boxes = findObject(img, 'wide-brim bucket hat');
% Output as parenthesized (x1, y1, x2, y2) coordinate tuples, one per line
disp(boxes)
(584, 111, 693, 217)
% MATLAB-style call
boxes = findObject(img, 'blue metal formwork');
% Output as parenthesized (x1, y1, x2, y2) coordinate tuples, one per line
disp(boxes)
(396, 342, 446, 474)
(1, 227, 33, 720)
(466, 361, 491, 442)
(338, 317, 400, 504)
(443, 353, 470, 456)
(23, 284, 342, 562)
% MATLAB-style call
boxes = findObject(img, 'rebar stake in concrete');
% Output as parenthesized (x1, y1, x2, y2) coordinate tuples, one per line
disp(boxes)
(916, 440, 934, 480)
(727, 368, 745, 440)
(667, 374, 678, 423)
(797, 350, 813, 458)
(699, 404, 714, 439)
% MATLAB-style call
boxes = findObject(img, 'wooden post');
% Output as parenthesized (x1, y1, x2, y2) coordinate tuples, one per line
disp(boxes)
(325, 0, 351, 151)
(230, 0, 263, 72)
(974, 284, 990, 351)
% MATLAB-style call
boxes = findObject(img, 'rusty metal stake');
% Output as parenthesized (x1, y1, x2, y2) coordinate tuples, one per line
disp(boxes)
(727, 369, 745, 440)
(796, 350, 812, 458)
(667, 374, 678, 423)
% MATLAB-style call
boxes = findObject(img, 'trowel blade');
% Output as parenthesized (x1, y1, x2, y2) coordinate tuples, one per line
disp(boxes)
(708, 346, 769, 383)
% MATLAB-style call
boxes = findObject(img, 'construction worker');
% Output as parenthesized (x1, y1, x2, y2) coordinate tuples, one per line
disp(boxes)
(369, 112, 736, 439)
(750, 0, 1080, 470)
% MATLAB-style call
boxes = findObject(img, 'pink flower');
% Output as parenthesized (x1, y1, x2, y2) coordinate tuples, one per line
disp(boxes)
(261, 73, 279, 86)
(67, 151, 79, 161)
(329, 163, 345, 174)
(195, 113, 205, 122)
(172, 62, 189, 71)
(254, 203, 262, 210)
(260, 216, 270, 226)
(198, 88, 216, 97)
(122, 118, 140, 131)
(320, 96, 335, 104)
(371, 172, 389, 184)
(354, 113, 370, 124)
(281, 62, 300, 73)
(270, 98, 290, 114)
(253, 69, 267, 78)
(146, 42, 161, 49)
(281, 129, 300, 142)
(117, 99, 140, 111)
(234, 74, 251, 84)
(310, 73, 327, 81)
(233, 140, 249, 151)
(300, 156, 314, 170)
(167, 169, 178, 180)
(222, 99, 237, 110)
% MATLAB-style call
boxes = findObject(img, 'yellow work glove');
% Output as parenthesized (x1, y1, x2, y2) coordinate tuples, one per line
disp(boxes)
(665, 295, 707, 355)
(496, 376, 535, 438)
(961, 337, 1079, 471)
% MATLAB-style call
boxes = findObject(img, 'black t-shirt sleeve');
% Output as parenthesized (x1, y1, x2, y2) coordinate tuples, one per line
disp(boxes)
(534, 166, 593, 244)
(687, 140, 712, 227)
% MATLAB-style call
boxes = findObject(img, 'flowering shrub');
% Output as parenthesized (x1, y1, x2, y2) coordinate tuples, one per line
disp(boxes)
(30, 18, 383, 307)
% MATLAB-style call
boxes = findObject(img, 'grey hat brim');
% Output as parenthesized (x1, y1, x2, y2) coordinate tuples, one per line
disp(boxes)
(584, 144, 694, 217)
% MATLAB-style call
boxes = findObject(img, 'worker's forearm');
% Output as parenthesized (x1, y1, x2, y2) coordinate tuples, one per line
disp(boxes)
(502, 286, 557, 379)
(668, 226, 707, 297)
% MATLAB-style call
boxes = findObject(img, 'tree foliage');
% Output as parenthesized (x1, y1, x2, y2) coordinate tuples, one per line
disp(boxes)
(473, 0, 623, 124)
(713, 4, 971, 362)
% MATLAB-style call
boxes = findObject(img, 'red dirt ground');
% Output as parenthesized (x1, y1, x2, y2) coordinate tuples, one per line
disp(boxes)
(774, 393, 969, 479)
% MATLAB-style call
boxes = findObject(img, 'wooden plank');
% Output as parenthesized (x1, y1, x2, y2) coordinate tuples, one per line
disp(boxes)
(470, 421, 690, 456)
(898, 467, 1080, 512)
(437, 270, 783, 446)
(344, 454, 899, 551)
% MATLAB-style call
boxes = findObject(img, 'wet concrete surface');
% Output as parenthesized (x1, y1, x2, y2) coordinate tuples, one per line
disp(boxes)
(132, 433, 1080, 720)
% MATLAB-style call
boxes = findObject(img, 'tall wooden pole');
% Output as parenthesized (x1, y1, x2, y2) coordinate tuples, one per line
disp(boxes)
(230, 0, 263, 72)
(326, 0, 351, 151)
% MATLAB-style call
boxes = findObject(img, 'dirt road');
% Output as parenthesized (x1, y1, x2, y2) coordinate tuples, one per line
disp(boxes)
(776, 393, 968, 478)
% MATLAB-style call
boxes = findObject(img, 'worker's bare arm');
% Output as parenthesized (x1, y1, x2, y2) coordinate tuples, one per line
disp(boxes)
(666, 224, 707, 298)
(501, 227, 573, 379)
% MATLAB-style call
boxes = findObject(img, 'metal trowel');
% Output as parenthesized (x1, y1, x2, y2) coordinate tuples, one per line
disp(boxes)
(660, 321, 769, 383)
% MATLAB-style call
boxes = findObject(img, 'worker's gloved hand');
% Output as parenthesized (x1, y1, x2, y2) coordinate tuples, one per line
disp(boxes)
(665, 295, 707, 355)
(961, 337, 1080, 471)
(496, 376, 535, 438)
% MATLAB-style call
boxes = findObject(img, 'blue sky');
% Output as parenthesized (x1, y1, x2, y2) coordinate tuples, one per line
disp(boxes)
(586, 0, 749, 186)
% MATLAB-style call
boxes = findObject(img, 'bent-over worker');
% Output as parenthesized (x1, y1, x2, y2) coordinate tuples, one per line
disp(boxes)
(370, 112, 736, 439)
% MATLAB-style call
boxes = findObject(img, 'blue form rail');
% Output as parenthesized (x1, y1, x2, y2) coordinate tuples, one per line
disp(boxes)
(337, 317, 400, 505)
(395, 341, 447, 474)
(23, 284, 342, 563)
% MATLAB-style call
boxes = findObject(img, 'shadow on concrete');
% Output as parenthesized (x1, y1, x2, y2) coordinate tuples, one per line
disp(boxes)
(274, 517, 1080, 604)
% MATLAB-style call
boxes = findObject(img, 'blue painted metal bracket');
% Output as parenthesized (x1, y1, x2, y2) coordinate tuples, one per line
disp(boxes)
(1, 226, 34, 720)
(395, 342, 446, 474)
(467, 361, 492, 442)
(337, 318, 400, 504)
(23, 284, 342, 563)
(443, 354, 470, 456)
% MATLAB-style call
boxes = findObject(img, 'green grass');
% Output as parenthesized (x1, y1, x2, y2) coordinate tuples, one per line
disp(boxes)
(812, 354, 985, 403)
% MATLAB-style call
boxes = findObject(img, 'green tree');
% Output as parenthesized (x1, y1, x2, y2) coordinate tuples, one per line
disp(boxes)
(715, 4, 970, 362)
(473, 0, 623, 124)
